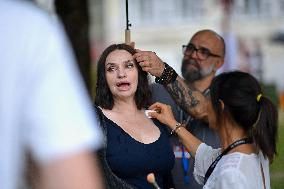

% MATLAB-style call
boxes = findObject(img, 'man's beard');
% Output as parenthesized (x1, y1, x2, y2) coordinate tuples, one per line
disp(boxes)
(181, 59, 215, 82)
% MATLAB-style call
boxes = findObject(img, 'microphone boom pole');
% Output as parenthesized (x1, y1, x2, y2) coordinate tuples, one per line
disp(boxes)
(125, 0, 131, 45)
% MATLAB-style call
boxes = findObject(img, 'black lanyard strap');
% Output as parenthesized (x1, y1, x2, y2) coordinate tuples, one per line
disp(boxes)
(204, 138, 252, 185)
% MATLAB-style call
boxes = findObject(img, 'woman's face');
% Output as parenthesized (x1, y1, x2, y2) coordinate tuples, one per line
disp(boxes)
(105, 49, 138, 100)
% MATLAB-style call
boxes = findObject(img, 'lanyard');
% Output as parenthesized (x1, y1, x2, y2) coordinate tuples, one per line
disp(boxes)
(181, 145, 189, 183)
(179, 109, 192, 184)
(204, 138, 252, 185)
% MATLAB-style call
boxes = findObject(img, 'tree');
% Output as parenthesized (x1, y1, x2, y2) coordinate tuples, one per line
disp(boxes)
(55, 0, 92, 95)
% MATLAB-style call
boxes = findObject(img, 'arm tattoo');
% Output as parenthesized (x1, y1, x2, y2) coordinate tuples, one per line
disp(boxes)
(166, 79, 200, 111)
(188, 90, 199, 107)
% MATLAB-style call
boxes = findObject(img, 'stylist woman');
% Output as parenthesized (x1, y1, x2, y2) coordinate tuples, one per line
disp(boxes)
(149, 71, 277, 189)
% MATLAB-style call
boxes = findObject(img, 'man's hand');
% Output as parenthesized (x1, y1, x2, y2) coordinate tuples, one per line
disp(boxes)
(133, 50, 165, 77)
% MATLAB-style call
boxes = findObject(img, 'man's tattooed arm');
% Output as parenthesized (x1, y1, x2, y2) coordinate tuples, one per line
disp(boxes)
(165, 76, 208, 120)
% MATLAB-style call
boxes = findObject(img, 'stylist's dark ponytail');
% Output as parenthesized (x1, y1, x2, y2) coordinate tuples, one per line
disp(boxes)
(210, 71, 278, 162)
(253, 96, 278, 161)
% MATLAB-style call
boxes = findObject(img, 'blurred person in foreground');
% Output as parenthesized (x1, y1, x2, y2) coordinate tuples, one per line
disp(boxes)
(149, 71, 277, 189)
(0, 1, 103, 189)
(135, 29, 224, 188)
(95, 44, 175, 189)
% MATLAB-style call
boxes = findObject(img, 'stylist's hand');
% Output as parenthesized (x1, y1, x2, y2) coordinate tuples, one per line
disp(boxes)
(133, 50, 164, 77)
(148, 102, 178, 129)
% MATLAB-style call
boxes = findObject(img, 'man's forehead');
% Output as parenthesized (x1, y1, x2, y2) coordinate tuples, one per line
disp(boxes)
(191, 31, 219, 43)
(190, 32, 222, 50)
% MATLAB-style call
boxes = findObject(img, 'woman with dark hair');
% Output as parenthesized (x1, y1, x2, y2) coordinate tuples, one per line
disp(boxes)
(94, 44, 175, 189)
(148, 71, 277, 189)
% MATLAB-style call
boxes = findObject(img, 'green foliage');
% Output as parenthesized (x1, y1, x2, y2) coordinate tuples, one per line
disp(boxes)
(91, 64, 97, 101)
(261, 83, 279, 107)
(270, 110, 284, 188)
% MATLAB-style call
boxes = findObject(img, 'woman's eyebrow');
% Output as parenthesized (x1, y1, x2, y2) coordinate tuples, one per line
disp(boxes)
(123, 59, 134, 64)
(106, 59, 134, 66)
(105, 62, 117, 66)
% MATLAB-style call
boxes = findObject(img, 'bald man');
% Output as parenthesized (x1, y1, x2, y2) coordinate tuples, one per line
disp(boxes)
(134, 29, 225, 189)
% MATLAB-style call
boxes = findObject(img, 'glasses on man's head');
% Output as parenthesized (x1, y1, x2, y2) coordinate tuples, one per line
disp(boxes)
(182, 43, 222, 60)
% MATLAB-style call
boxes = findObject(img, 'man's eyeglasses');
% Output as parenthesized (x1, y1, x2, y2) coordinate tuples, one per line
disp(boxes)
(182, 43, 222, 60)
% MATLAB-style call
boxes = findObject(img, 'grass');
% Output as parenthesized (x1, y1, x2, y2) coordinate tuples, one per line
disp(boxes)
(270, 110, 284, 188)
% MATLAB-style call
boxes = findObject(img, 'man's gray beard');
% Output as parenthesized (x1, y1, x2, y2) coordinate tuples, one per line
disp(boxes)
(182, 60, 215, 82)
(183, 69, 202, 82)
(200, 63, 215, 77)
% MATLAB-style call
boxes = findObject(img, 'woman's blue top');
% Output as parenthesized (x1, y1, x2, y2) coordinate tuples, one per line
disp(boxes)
(104, 115, 175, 189)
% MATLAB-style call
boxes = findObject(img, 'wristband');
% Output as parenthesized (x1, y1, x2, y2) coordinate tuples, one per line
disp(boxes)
(155, 62, 178, 85)
(170, 122, 184, 135)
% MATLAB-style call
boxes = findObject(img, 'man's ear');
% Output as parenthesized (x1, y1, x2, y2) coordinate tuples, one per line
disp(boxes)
(215, 58, 224, 71)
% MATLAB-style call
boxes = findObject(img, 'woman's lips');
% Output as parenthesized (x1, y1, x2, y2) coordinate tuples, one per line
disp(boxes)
(116, 82, 131, 90)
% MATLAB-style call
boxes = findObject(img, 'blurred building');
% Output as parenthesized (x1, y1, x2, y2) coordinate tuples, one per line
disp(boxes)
(90, 0, 284, 92)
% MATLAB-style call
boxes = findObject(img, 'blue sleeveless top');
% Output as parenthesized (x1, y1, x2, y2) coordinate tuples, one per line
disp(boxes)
(104, 115, 175, 189)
